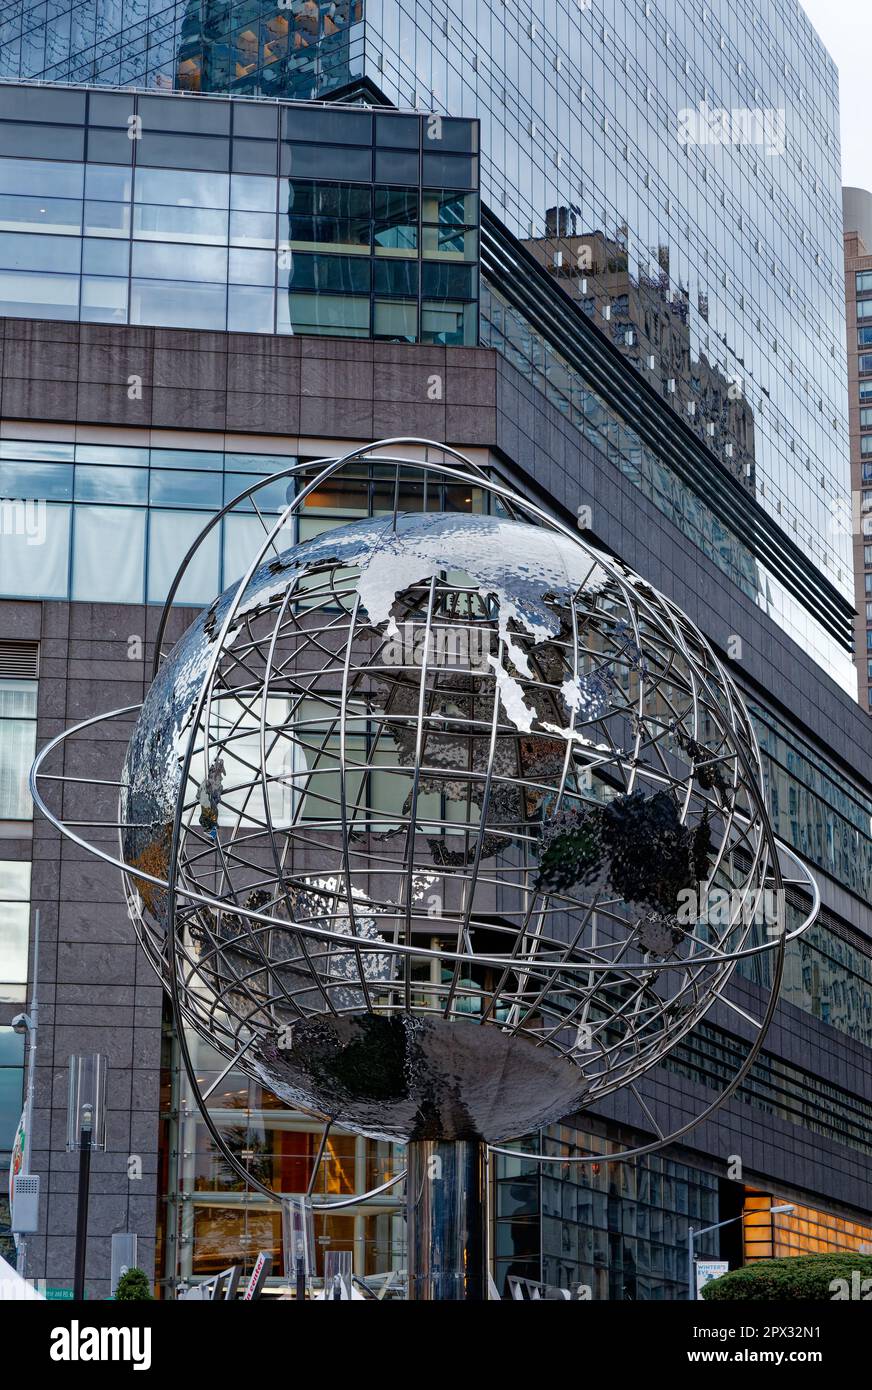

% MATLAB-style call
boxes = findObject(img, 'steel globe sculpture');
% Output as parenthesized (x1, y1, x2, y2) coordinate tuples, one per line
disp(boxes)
(31, 439, 818, 1299)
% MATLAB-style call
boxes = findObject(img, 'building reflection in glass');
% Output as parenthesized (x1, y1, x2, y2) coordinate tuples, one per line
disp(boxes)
(177, 1, 365, 100)
(158, 1029, 404, 1295)
(524, 213, 756, 492)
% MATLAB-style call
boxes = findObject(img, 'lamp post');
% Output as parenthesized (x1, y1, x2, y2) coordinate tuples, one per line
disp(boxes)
(687, 1204, 795, 1301)
(66, 1054, 107, 1301)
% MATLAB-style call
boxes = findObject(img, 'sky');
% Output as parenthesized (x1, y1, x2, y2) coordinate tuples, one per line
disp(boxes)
(800, 0, 872, 191)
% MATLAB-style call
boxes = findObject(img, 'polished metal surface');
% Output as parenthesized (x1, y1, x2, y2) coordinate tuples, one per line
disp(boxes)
(406, 1138, 487, 1301)
(30, 440, 819, 1194)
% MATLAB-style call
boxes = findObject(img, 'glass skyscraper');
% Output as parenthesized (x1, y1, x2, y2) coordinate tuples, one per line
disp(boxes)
(0, 0, 855, 694)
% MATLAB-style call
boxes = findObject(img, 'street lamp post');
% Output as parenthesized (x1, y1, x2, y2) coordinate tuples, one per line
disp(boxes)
(73, 1104, 94, 1302)
(66, 1054, 108, 1302)
(688, 1205, 795, 1301)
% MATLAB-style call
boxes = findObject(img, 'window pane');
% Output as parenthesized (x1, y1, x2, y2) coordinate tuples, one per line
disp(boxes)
(373, 186, 418, 253)
(229, 247, 276, 284)
(0, 503, 70, 597)
(287, 216, 371, 252)
(230, 210, 276, 247)
(72, 505, 145, 602)
(74, 465, 148, 504)
(374, 150, 419, 184)
(0, 194, 82, 235)
(227, 284, 275, 333)
(83, 199, 131, 238)
(0, 901, 27, 981)
(288, 181, 370, 218)
(133, 167, 229, 208)
(150, 449, 223, 471)
(130, 278, 227, 329)
(0, 682, 36, 719)
(132, 203, 229, 244)
(81, 238, 129, 276)
(0, 441, 74, 462)
(132, 241, 227, 282)
(80, 275, 130, 324)
(422, 262, 477, 300)
(231, 174, 277, 211)
(0, 270, 79, 318)
(284, 252, 371, 293)
(223, 514, 272, 585)
(421, 300, 477, 345)
(225, 452, 295, 474)
(422, 189, 478, 225)
(282, 144, 372, 181)
(148, 510, 220, 605)
(373, 299, 417, 341)
(224, 473, 292, 511)
(373, 260, 418, 296)
(0, 157, 83, 199)
(0, 232, 80, 274)
(75, 444, 149, 467)
(0, 461, 72, 500)
(422, 224, 478, 260)
(278, 292, 369, 336)
(149, 470, 222, 508)
(85, 164, 132, 201)
(421, 153, 476, 188)
(0, 861, 30, 899)
(0, 1051, 23, 1131)
(0, 680, 37, 820)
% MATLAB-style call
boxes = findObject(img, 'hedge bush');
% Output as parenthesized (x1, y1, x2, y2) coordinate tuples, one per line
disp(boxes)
(114, 1267, 154, 1301)
(701, 1253, 872, 1301)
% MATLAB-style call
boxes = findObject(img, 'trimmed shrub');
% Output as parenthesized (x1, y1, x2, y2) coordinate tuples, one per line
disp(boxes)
(115, 1267, 154, 1301)
(701, 1253, 872, 1301)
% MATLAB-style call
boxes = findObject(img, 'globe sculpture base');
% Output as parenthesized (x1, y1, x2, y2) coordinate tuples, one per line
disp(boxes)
(406, 1138, 487, 1301)
(246, 1013, 588, 1144)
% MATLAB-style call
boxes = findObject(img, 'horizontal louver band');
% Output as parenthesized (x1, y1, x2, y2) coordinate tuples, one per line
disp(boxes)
(0, 641, 39, 679)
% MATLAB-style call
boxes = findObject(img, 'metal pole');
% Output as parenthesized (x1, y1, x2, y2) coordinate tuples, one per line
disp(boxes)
(406, 1138, 487, 1301)
(16, 910, 39, 1282)
(687, 1225, 695, 1302)
(73, 1106, 93, 1301)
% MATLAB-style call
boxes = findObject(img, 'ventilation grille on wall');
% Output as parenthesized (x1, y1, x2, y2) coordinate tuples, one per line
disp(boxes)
(0, 641, 39, 679)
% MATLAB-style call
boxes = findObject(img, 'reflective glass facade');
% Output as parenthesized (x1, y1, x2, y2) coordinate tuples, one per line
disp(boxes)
(0, 0, 365, 99)
(2, 0, 851, 647)
(0, 0, 851, 692)
(754, 702, 872, 901)
(0, 437, 488, 604)
(843, 223, 872, 712)
(0, 87, 479, 340)
(494, 1124, 720, 1300)
(361, 0, 852, 614)
(482, 280, 855, 692)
